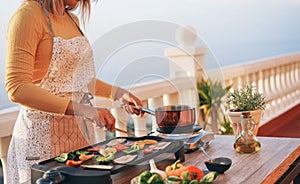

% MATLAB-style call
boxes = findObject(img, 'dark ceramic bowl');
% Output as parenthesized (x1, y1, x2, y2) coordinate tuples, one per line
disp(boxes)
(205, 157, 232, 174)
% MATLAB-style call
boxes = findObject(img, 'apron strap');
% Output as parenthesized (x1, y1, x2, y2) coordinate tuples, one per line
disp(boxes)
(39, 0, 55, 37)
(38, 1, 84, 37)
(65, 10, 85, 36)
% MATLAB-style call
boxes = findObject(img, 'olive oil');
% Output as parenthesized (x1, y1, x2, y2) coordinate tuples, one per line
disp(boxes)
(234, 112, 261, 154)
(234, 137, 261, 153)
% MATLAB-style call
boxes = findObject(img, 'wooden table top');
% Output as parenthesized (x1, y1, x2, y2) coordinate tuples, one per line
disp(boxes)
(111, 135, 300, 184)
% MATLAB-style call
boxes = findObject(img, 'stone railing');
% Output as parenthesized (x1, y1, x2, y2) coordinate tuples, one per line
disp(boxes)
(220, 53, 300, 125)
(105, 51, 300, 138)
(1, 26, 300, 184)
(0, 106, 19, 184)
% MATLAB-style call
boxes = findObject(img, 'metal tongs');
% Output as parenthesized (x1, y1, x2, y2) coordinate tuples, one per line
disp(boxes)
(117, 101, 156, 116)
(138, 106, 156, 116)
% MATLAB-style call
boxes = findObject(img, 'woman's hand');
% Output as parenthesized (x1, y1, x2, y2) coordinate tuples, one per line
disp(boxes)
(65, 101, 116, 131)
(114, 87, 144, 117)
(93, 107, 116, 131)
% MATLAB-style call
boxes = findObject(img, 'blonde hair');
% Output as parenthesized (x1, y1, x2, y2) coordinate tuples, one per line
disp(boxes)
(36, 0, 93, 25)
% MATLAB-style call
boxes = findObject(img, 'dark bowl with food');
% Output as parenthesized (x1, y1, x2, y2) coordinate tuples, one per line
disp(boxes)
(205, 157, 232, 174)
(155, 105, 196, 133)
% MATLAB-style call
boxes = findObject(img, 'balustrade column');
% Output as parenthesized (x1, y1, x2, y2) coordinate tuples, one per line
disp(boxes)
(163, 93, 179, 105)
(296, 62, 300, 84)
(231, 77, 239, 90)
(239, 75, 247, 87)
(286, 63, 292, 89)
(93, 127, 106, 143)
(276, 65, 285, 110)
(132, 114, 148, 137)
(265, 70, 272, 96)
(274, 66, 282, 111)
(286, 63, 295, 103)
(281, 65, 289, 106)
(148, 97, 164, 132)
(258, 71, 264, 95)
(251, 72, 260, 91)
(0, 136, 11, 184)
(295, 62, 300, 98)
(269, 67, 276, 93)
(0, 107, 19, 184)
(164, 26, 207, 127)
(290, 62, 297, 96)
(111, 107, 129, 137)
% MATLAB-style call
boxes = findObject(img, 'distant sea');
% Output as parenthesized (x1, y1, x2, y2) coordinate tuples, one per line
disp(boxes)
(2, 39, 300, 110)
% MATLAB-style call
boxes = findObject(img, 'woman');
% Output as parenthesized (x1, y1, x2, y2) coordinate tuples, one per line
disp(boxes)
(5, 0, 143, 183)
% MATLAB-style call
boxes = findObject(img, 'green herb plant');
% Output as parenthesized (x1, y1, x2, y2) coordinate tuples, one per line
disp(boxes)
(226, 83, 266, 112)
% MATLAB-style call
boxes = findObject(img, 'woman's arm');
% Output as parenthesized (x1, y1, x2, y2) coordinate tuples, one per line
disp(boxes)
(5, 4, 70, 115)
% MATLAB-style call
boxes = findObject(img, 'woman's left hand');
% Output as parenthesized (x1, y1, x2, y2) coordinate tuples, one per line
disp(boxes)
(114, 88, 144, 117)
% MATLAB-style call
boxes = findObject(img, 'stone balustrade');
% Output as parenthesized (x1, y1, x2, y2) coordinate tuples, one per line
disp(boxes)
(107, 52, 300, 137)
(220, 52, 300, 125)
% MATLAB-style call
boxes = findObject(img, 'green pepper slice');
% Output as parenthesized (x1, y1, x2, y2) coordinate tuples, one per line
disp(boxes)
(54, 153, 68, 163)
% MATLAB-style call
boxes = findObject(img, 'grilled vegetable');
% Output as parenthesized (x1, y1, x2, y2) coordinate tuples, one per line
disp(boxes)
(66, 160, 83, 166)
(106, 138, 126, 147)
(100, 147, 117, 157)
(113, 144, 129, 151)
(95, 153, 114, 164)
(79, 154, 94, 162)
(76, 150, 90, 155)
(67, 151, 79, 161)
(87, 145, 102, 152)
(114, 155, 137, 164)
(123, 144, 140, 154)
(143, 139, 158, 145)
(142, 148, 154, 155)
(54, 153, 68, 163)
(133, 141, 145, 149)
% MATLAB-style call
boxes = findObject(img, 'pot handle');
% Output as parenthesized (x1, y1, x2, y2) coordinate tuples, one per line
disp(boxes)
(140, 106, 156, 116)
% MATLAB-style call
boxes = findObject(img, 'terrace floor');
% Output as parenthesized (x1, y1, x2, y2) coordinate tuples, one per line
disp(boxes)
(258, 103, 300, 138)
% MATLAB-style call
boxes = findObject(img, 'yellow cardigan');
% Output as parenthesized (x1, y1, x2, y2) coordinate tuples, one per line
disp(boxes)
(5, 1, 113, 115)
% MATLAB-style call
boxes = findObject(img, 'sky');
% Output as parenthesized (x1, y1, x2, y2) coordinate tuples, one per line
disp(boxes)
(1, 0, 300, 109)
(2, 0, 300, 63)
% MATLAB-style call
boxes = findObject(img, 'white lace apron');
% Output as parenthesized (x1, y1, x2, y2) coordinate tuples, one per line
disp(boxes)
(7, 5, 98, 184)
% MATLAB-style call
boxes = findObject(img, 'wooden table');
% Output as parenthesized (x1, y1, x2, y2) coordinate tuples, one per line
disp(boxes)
(112, 135, 300, 184)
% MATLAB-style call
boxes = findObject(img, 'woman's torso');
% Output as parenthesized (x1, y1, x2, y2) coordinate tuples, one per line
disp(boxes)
(11, 1, 84, 84)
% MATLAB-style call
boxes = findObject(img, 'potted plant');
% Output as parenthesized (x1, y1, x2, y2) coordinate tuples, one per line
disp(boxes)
(197, 78, 232, 134)
(226, 83, 266, 136)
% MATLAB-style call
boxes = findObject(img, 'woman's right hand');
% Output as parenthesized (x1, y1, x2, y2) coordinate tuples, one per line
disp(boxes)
(113, 87, 144, 117)
(65, 101, 116, 132)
